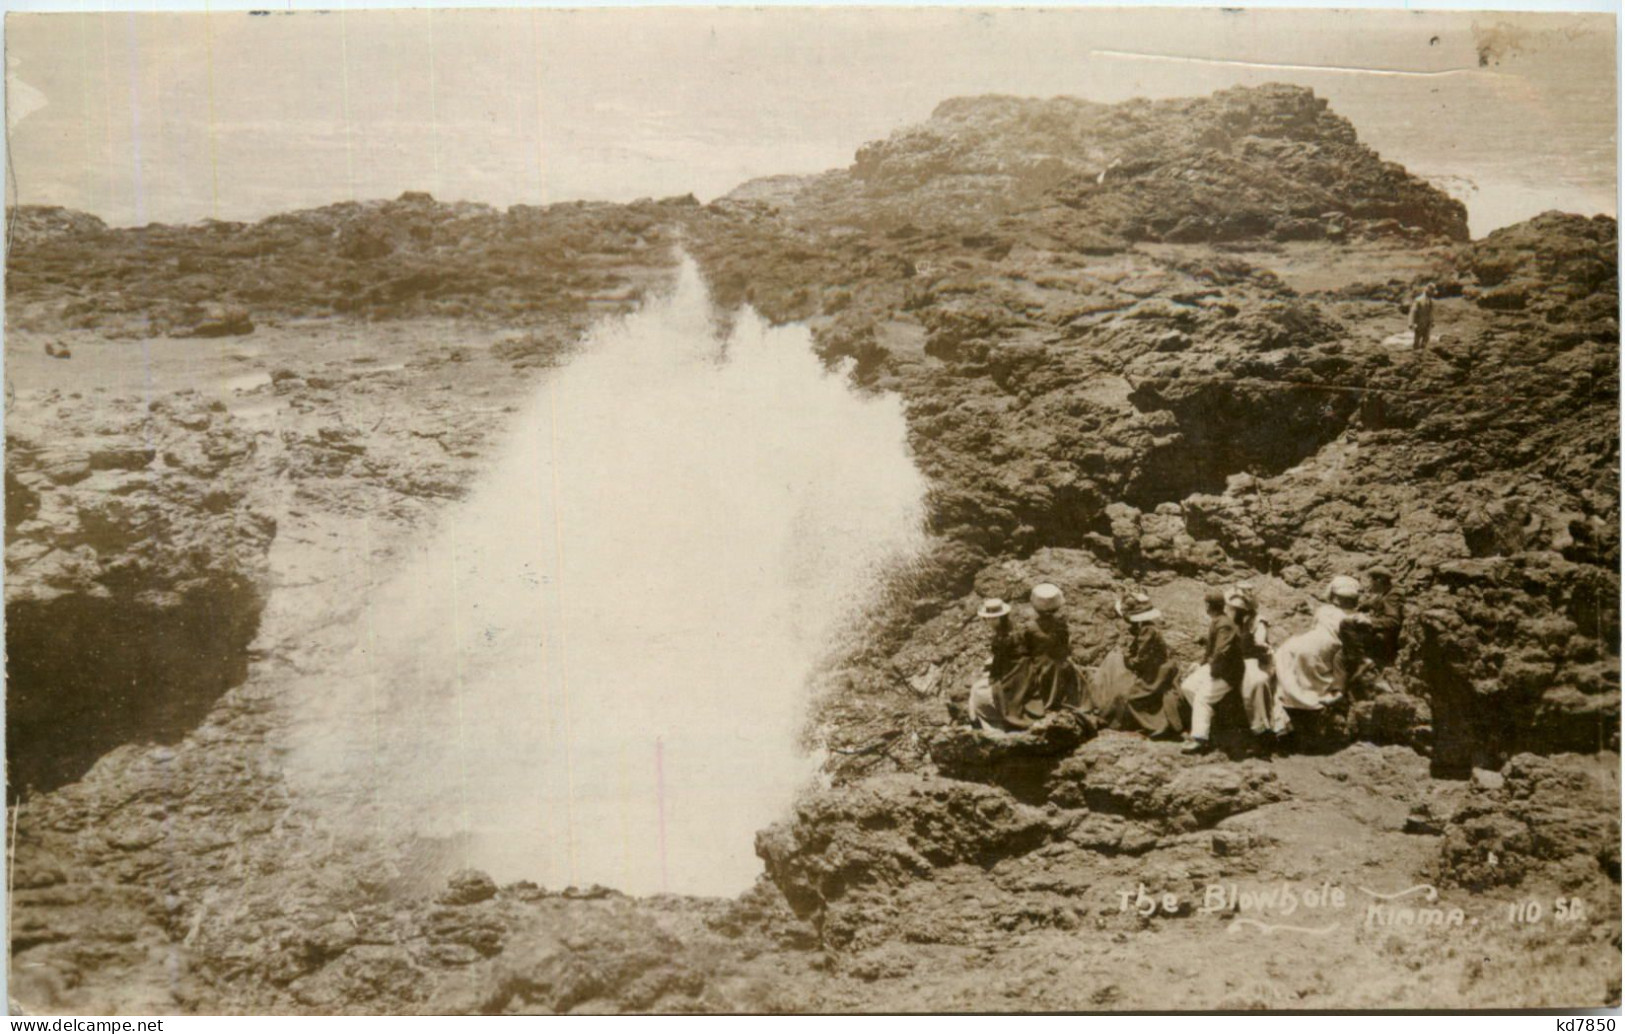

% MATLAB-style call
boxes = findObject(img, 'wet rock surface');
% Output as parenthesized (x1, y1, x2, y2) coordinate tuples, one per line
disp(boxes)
(6, 84, 1619, 1012)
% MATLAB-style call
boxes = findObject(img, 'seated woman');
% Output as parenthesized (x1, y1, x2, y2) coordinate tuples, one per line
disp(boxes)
(1229, 583, 1292, 739)
(1273, 576, 1362, 712)
(1086, 592, 1183, 738)
(991, 583, 1086, 730)
(968, 597, 1020, 732)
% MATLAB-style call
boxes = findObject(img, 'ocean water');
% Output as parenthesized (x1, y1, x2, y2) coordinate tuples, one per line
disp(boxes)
(7, 9, 1614, 237)
(285, 259, 928, 896)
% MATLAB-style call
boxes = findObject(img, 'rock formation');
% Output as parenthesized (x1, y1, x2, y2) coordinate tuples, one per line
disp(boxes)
(6, 392, 275, 796)
(681, 85, 1619, 780)
(5, 83, 1618, 1013)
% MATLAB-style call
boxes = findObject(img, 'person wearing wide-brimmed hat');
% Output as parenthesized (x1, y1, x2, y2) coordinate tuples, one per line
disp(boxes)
(967, 598, 1019, 731)
(989, 583, 1086, 730)
(1084, 592, 1183, 738)
(1273, 576, 1362, 713)
(1118, 593, 1170, 686)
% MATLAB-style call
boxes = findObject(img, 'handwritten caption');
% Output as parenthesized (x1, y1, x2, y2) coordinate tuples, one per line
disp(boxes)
(1116, 882, 1592, 934)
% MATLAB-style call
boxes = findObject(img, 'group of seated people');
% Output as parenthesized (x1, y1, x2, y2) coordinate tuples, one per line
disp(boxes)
(965, 568, 1404, 757)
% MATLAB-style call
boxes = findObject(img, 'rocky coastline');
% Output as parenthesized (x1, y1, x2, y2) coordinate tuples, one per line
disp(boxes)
(6, 84, 1618, 1013)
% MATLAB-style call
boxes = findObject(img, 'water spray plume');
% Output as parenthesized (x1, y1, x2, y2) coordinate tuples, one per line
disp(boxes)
(288, 258, 927, 896)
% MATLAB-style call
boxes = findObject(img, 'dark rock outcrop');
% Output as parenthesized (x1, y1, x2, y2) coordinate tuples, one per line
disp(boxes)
(5, 195, 683, 337)
(686, 131, 1618, 772)
(725, 84, 1469, 243)
(928, 709, 1096, 803)
(5, 392, 276, 796)
(6, 205, 108, 248)
(755, 775, 1057, 945)
(1435, 752, 1620, 891)
(1045, 736, 1289, 831)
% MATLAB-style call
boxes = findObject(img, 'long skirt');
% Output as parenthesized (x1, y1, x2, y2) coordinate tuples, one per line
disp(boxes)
(1086, 650, 1184, 738)
(1273, 628, 1345, 711)
(993, 656, 1085, 730)
(968, 670, 1010, 734)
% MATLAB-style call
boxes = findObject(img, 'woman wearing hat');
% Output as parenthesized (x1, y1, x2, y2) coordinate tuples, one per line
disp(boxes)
(1273, 576, 1361, 712)
(990, 583, 1086, 730)
(1226, 583, 1292, 740)
(1084, 592, 1183, 738)
(968, 598, 1019, 731)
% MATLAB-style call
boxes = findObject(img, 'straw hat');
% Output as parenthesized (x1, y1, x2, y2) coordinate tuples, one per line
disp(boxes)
(977, 598, 1012, 619)
(1224, 582, 1258, 613)
(1114, 592, 1162, 623)
(1327, 575, 1361, 603)
(1030, 583, 1065, 613)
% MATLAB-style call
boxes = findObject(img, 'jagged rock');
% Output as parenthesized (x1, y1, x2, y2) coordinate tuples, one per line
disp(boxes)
(6, 205, 107, 247)
(1045, 736, 1289, 830)
(1414, 554, 1619, 774)
(1435, 753, 1620, 891)
(181, 304, 255, 338)
(813, 85, 1469, 241)
(439, 870, 499, 906)
(6, 393, 275, 796)
(1350, 691, 1432, 751)
(423, 906, 506, 958)
(1460, 211, 1617, 302)
(927, 710, 1096, 799)
(1404, 804, 1447, 837)
(1272, 217, 1325, 242)
(1476, 284, 1529, 311)
(6, 196, 680, 335)
(1151, 328, 1193, 352)
(755, 775, 1056, 931)
(429, 900, 707, 1014)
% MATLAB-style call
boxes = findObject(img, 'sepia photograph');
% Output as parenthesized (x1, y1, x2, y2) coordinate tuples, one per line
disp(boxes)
(1, 3, 1619, 1016)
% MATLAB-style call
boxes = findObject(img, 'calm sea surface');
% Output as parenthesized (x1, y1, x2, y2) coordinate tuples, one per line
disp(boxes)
(7, 9, 1616, 237)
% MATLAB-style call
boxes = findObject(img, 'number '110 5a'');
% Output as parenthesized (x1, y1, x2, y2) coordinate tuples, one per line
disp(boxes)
(1507, 897, 1589, 924)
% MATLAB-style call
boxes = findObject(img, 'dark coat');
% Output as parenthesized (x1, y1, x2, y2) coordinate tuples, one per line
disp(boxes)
(993, 611, 1085, 729)
(1205, 612, 1246, 688)
(1126, 623, 1177, 693)
(1085, 622, 1183, 738)
(1364, 590, 1405, 666)
(1409, 294, 1435, 331)
(987, 616, 1021, 681)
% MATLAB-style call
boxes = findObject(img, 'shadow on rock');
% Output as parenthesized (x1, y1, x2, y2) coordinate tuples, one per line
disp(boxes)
(927, 709, 1096, 803)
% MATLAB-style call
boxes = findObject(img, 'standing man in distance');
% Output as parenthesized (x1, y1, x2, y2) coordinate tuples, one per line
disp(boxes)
(1409, 282, 1438, 350)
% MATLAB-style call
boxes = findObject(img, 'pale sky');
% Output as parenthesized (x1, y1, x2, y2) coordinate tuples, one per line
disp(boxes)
(5, 7, 1617, 234)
